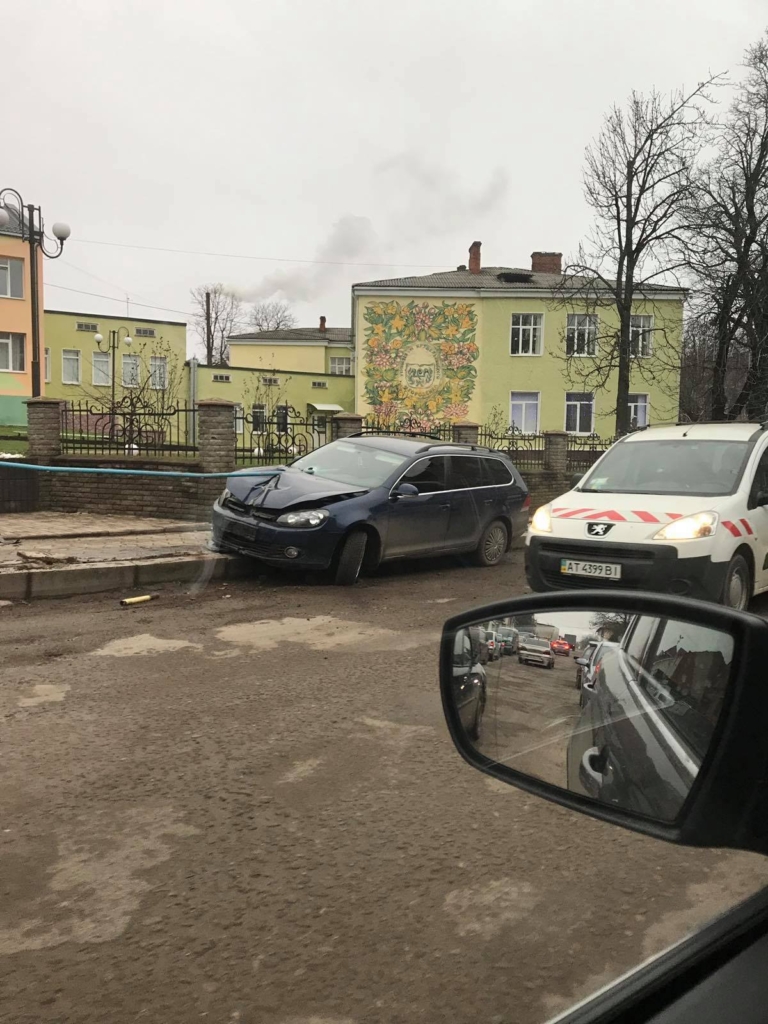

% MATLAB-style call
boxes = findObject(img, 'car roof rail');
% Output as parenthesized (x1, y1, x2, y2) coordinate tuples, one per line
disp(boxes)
(346, 429, 444, 441)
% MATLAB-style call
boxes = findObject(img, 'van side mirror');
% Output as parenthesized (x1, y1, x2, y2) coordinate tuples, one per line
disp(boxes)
(391, 482, 419, 499)
(570, 472, 584, 489)
(439, 591, 768, 854)
(753, 490, 768, 508)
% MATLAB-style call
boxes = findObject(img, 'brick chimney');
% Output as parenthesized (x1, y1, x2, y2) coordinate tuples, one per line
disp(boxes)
(319, 315, 327, 332)
(468, 241, 482, 275)
(531, 251, 562, 275)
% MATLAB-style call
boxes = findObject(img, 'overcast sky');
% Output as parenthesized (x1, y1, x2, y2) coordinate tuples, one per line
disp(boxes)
(6, 0, 766, 353)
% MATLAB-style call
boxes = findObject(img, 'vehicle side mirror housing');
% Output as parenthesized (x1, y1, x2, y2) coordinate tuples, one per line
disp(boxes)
(752, 490, 768, 508)
(391, 482, 419, 499)
(439, 591, 768, 855)
(570, 472, 584, 489)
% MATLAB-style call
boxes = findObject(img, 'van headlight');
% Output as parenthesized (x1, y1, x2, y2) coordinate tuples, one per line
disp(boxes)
(530, 504, 552, 533)
(653, 512, 718, 541)
(220, 488, 232, 504)
(277, 509, 330, 528)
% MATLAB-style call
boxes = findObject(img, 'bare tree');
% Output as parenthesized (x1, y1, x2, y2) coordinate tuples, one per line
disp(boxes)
(561, 77, 720, 435)
(684, 33, 768, 420)
(249, 300, 297, 333)
(190, 284, 243, 366)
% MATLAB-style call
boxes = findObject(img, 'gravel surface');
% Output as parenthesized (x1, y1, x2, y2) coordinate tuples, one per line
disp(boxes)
(2, 550, 768, 1024)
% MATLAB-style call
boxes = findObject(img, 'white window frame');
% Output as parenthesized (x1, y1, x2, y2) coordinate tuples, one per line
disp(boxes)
(76, 321, 99, 333)
(510, 314, 543, 357)
(630, 315, 654, 357)
(252, 403, 266, 430)
(566, 314, 598, 357)
(62, 349, 81, 385)
(262, 376, 280, 387)
(234, 404, 244, 434)
(509, 391, 540, 433)
(0, 332, 26, 372)
(150, 355, 168, 390)
(134, 327, 156, 338)
(0, 257, 24, 299)
(92, 350, 111, 387)
(122, 353, 141, 388)
(44, 347, 51, 383)
(628, 393, 650, 428)
(564, 392, 595, 434)
(329, 356, 352, 376)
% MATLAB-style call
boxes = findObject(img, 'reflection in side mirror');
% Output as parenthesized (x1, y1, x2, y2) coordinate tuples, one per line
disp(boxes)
(442, 602, 735, 824)
(392, 482, 419, 499)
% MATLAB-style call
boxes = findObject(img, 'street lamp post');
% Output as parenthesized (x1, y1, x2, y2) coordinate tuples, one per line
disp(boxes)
(0, 188, 70, 398)
(94, 328, 132, 436)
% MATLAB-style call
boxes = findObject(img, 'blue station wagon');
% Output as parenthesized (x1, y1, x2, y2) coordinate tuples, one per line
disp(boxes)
(211, 435, 530, 584)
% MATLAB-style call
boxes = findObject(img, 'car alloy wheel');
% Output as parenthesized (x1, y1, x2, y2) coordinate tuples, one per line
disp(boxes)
(483, 524, 506, 562)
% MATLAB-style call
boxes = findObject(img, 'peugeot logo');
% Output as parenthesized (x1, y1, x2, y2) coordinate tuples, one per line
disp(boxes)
(586, 522, 614, 537)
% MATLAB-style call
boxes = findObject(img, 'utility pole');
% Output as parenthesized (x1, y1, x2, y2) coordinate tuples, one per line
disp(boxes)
(205, 290, 213, 364)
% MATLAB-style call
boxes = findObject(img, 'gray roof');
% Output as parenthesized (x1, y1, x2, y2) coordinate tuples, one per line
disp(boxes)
(353, 265, 685, 294)
(229, 326, 352, 343)
(0, 203, 24, 238)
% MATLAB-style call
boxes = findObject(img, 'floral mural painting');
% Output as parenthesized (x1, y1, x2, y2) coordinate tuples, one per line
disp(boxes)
(362, 301, 479, 428)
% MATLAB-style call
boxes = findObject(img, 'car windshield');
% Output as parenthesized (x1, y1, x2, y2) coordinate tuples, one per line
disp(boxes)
(581, 440, 750, 495)
(292, 441, 408, 488)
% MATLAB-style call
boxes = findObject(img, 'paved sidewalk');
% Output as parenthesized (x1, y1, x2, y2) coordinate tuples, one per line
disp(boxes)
(0, 512, 206, 541)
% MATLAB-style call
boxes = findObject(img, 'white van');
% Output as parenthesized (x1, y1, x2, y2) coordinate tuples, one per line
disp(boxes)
(525, 422, 768, 609)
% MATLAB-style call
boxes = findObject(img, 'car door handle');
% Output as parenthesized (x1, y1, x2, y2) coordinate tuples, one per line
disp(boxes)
(483, 499, 494, 506)
(440, 503, 451, 511)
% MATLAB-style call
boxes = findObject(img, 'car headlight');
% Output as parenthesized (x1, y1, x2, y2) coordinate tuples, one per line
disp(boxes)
(530, 504, 552, 533)
(276, 509, 330, 528)
(653, 511, 718, 541)
(220, 488, 232, 504)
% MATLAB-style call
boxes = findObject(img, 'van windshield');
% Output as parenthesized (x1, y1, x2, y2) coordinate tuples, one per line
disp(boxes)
(581, 440, 750, 496)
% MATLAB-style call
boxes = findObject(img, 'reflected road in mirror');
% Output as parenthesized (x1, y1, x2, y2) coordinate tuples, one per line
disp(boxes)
(449, 610, 734, 823)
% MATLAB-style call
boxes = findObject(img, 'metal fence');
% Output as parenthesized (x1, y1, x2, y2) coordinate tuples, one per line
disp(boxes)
(362, 415, 454, 442)
(567, 434, 617, 470)
(477, 430, 547, 469)
(61, 400, 198, 457)
(235, 406, 328, 465)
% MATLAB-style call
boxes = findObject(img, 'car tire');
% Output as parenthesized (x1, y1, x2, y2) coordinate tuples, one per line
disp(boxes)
(475, 519, 508, 567)
(335, 531, 367, 586)
(468, 694, 484, 741)
(518, 657, 523, 664)
(548, 662, 554, 670)
(722, 553, 752, 611)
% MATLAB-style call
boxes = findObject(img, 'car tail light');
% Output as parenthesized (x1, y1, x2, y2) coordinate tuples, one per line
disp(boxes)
(522, 495, 531, 510)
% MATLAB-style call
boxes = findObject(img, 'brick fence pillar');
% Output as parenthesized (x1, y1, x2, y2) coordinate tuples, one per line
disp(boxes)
(332, 412, 364, 440)
(452, 421, 479, 445)
(198, 399, 236, 473)
(544, 431, 568, 473)
(25, 397, 62, 463)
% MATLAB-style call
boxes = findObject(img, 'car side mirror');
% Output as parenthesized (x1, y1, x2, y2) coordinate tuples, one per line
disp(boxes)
(574, 657, 589, 666)
(753, 490, 768, 508)
(439, 591, 768, 854)
(570, 472, 584, 489)
(391, 482, 419, 500)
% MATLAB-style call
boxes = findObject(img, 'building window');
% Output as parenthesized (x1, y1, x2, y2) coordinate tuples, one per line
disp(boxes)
(150, 355, 168, 390)
(134, 327, 156, 338)
(630, 315, 653, 357)
(509, 391, 540, 433)
(234, 404, 244, 434)
(44, 347, 51, 383)
(565, 392, 594, 433)
(122, 353, 140, 387)
(275, 404, 289, 433)
(62, 349, 81, 384)
(628, 393, 649, 428)
(212, 373, 231, 382)
(329, 357, 352, 376)
(566, 314, 598, 356)
(510, 314, 543, 356)
(92, 351, 111, 387)
(0, 257, 24, 298)
(262, 376, 280, 386)
(252, 403, 266, 430)
(76, 322, 99, 333)
(311, 380, 328, 389)
(0, 332, 25, 372)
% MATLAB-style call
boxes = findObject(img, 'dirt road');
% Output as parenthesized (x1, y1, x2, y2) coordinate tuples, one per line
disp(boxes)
(2, 551, 768, 1024)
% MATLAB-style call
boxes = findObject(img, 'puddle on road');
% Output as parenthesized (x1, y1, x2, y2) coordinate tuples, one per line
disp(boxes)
(92, 634, 202, 657)
(443, 877, 541, 939)
(216, 616, 428, 653)
(0, 806, 199, 953)
(278, 758, 323, 784)
(358, 716, 433, 746)
(17, 683, 70, 708)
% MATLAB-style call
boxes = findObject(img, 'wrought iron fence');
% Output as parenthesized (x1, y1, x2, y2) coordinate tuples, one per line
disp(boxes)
(362, 415, 454, 442)
(567, 433, 617, 470)
(61, 400, 198, 456)
(477, 429, 547, 469)
(235, 406, 328, 465)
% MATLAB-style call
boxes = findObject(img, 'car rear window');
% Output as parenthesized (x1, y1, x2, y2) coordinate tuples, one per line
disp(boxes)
(581, 439, 750, 496)
(484, 458, 513, 485)
(447, 456, 485, 489)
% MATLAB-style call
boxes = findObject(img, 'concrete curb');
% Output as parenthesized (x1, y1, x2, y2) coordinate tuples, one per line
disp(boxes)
(0, 553, 253, 601)
(1, 523, 207, 542)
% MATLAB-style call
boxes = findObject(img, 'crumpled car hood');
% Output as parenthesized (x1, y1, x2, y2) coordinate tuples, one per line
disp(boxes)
(226, 466, 366, 510)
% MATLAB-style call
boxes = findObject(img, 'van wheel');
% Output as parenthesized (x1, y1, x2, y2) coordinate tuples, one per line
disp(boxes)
(475, 520, 508, 567)
(722, 553, 752, 610)
(334, 531, 367, 586)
